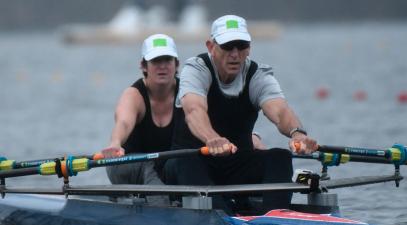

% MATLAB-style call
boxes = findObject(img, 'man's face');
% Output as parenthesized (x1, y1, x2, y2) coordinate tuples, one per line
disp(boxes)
(143, 56, 178, 84)
(207, 40, 250, 81)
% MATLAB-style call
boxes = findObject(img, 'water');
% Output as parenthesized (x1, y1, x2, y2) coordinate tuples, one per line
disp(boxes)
(1, 22, 407, 225)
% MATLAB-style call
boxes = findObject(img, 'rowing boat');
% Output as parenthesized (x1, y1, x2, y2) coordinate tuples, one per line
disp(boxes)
(0, 144, 405, 225)
(0, 193, 370, 225)
(0, 183, 371, 225)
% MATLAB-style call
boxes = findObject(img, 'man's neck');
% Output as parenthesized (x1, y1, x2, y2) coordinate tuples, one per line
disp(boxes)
(218, 73, 237, 84)
(144, 79, 175, 101)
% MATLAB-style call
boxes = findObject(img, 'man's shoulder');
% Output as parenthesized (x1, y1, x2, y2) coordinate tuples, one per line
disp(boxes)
(183, 55, 210, 73)
(257, 62, 273, 70)
(186, 54, 206, 64)
(246, 58, 273, 72)
(249, 61, 273, 77)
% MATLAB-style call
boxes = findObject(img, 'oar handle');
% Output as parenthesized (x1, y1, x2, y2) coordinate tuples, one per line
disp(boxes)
(91, 153, 105, 160)
(201, 147, 209, 155)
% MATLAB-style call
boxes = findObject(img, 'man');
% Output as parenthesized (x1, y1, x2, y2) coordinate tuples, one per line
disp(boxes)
(102, 34, 179, 206)
(164, 15, 318, 214)
(101, 33, 265, 207)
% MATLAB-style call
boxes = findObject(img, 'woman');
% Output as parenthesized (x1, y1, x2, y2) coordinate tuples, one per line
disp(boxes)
(102, 34, 179, 206)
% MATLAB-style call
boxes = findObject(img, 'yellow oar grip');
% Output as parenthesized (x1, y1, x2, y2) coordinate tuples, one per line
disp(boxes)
(70, 158, 89, 172)
(39, 158, 89, 176)
(323, 153, 334, 163)
(40, 162, 57, 175)
(340, 154, 350, 163)
(0, 160, 15, 171)
(388, 147, 401, 161)
(322, 153, 349, 165)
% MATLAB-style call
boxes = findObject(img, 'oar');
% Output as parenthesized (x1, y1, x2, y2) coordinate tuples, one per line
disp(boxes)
(0, 147, 209, 179)
(0, 153, 105, 171)
(294, 143, 407, 166)
(294, 152, 393, 165)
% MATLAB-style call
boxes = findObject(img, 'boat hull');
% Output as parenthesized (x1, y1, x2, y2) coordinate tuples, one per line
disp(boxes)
(0, 194, 228, 225)
(0, 194, 368, 225)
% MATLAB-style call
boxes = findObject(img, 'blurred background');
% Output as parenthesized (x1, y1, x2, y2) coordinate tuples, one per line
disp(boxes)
(1, 0, 407, 30)
(1, 1, 407, 224)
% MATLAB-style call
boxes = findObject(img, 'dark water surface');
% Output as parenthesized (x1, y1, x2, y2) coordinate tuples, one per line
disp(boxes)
(1, 22, 406, 224)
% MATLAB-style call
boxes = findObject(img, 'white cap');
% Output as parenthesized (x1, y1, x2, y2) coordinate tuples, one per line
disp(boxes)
(211, 15, 251, 45)
(141, 34, 178, 61)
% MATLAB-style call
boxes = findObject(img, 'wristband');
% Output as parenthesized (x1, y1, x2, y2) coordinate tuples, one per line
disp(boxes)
(289, 127, 307, 137)
(252, 132, 262, 140)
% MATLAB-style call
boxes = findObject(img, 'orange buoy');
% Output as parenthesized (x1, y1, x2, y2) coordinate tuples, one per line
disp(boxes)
(316, 87, 329, 100)
(397, 91, 407, 104)
(353, 90, 367, 101)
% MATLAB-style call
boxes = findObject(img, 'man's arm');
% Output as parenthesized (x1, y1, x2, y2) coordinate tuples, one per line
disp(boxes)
(261, 98, 317, 154)
(181, 93, 237, 155)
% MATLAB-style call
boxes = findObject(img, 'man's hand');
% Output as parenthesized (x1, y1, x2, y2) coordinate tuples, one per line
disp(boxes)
(101, 146, 125, 158)
(289, 133, 318, 154)
(206, 137, 237, 156)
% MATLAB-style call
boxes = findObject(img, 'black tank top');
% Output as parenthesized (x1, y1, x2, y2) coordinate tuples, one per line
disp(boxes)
(172, 53, 259, 151)
(123, 77, 179, 154)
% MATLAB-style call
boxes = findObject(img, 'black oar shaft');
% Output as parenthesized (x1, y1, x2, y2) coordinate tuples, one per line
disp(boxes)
(294, 153, 392, 164)
(0, 167, 38, 178)
(316, 144, 407, 165)
(88, 148, 201, 168)
(14, 158, 61, 169)
(348, 155, 392, 164)
(318, 145, 388, 158)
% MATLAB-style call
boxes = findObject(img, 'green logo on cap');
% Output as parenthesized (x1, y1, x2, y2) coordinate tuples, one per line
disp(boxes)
(226, 20, 238, 29)
(153, 38, 167, 47)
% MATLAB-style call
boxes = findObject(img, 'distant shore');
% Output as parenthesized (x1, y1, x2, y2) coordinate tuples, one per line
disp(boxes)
(1, 0, 407, 31)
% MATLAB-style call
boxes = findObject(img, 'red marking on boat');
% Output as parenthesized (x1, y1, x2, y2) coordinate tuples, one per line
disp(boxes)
(232, 209, 368, 224)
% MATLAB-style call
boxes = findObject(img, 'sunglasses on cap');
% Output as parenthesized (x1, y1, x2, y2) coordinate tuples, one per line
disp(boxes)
(216, 40, 250, 51)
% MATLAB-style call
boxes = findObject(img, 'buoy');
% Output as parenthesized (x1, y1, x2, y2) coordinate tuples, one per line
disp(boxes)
(353, 90, 367, 101)
(315, 87, 329, 100)
(397, 91, 407, 104)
